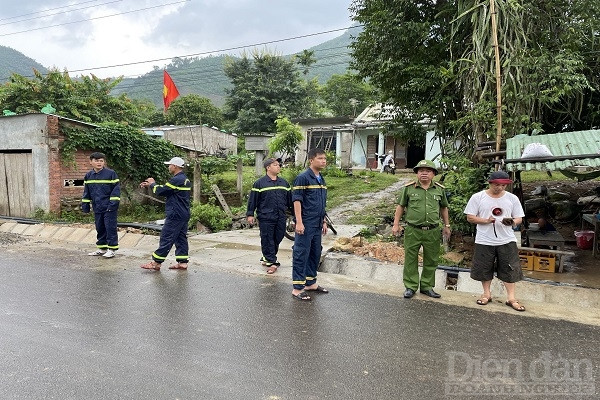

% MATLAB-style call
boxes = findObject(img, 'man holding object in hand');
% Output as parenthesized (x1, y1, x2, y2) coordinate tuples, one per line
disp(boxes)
(464, 171, 526, 311)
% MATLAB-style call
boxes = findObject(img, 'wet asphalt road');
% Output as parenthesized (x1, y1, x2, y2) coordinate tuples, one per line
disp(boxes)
(0, 247, 599, 399)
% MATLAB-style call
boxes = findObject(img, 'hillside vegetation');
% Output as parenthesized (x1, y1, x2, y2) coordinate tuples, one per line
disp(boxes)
(111, 28, 356, 108)
(1, 27, 357, 109)
(0, 45, 48, 80)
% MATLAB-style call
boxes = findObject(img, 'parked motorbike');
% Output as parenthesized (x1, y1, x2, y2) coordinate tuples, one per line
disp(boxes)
(376, 153, 396, 174)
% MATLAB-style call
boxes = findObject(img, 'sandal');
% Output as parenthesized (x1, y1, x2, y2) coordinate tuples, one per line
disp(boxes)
(305, 285, 329, 293)
(168, 263, 188, 270)
(505, 299, 526, 312)
(292, 291, 312, 301)
(476, 296, 492, 305)
(141, 262, 161, 271)
(266, 265, 278, 274)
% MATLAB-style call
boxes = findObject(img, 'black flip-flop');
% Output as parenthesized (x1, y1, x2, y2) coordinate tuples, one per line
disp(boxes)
(292, 291, 312, 301)
(305, 285, 329, 293)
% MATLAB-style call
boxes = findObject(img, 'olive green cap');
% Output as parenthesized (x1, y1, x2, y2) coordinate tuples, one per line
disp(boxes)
(413, 159, 438, 174)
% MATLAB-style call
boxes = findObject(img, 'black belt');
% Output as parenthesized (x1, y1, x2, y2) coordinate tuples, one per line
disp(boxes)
(407, 222, 439, 230)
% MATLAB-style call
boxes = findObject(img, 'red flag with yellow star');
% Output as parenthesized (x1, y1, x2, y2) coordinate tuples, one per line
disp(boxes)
(163, 70, 180, 111)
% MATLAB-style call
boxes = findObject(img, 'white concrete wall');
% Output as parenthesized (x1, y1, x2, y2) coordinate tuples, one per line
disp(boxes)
(0, 114, 50, 211)
(424, 130, 442, 166)
(351, 130, 370, 168)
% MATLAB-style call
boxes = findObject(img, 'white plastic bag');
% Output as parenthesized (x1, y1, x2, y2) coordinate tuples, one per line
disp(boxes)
(521, 143, 553, 158)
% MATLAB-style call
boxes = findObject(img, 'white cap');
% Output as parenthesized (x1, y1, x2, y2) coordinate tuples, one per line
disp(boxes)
(164, 157, 185, 167)
(388, 150, 393, 154)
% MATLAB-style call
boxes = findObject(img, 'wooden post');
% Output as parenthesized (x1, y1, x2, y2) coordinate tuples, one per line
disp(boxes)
(236, 157, 243, 203)
(490, 0, 503, 168)
(193, 158, 202, 203)
(211, 184, 233, 218)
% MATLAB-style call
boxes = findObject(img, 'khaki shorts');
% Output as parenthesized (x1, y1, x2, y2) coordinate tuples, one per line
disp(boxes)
(470, 242, 523, 283)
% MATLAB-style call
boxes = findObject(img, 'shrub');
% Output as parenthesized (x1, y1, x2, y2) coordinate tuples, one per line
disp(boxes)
(189, 201, 231, 232)
(440, 155, 489, 234)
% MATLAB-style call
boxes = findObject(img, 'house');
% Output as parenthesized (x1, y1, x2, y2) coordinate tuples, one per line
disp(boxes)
(294, 104, 435, 170)
(0, 113, 98, 217)
(142, 124, 237, 156)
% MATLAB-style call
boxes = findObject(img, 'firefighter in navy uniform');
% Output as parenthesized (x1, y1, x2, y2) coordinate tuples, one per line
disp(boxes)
(246, 157, 292, 274)
(392, 160, 451, 299)
(290, 148, 330, 301)
(81, 152, 120, 258)
(140, 157, 192, 271)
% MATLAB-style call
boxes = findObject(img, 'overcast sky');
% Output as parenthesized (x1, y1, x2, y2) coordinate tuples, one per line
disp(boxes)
(0, 0, 354, 78)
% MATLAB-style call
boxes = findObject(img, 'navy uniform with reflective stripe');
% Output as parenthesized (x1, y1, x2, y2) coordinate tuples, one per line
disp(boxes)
(291, 168, 327, 290)
(246, 175, 292, 265)
(81, 167, 120, 250)
(150, 171, 192, 264)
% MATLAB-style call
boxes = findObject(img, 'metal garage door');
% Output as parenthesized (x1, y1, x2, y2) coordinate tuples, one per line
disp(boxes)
(0, 152, 34, 217)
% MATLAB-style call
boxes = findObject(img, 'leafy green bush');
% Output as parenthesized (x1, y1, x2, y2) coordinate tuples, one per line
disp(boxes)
(280, 165, 305, 186)
(189, 201, 231, 232)
(200, 156, 233, 179)
(61, 123, 179, 187)
(440, 155, 489, 234)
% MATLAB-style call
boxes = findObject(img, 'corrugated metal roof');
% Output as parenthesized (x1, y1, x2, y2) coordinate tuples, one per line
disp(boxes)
(505, 130, 600, 172)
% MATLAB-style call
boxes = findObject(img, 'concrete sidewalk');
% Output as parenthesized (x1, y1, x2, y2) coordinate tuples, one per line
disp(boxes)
(1, 220, 599, 325)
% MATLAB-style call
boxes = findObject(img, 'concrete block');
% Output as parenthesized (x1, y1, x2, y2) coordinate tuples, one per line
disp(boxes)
(371, 263, 403, 283)
(434, 270, 447, 292)
(66, 228, 93, 242)
(21, 224, 45, 236)
(135, 235, 160, 249)
(0, 222, 18, 233)
(320, 253, 377, 280)
(53, 226, 76, 241)
(118, 233, 143, 248)
(10, 223, 29, 234)
(36, 225, 61, 238)
(81, 230, 98, 244)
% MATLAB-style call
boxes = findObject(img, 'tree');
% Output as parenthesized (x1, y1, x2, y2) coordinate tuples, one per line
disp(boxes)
(320, 72, 378, 116)
(223, 51, 320, 134)
(0, 68, 152, 127)
(164, 94, 224, 127)
(294, 50, 317, 75)
(350, 0, 600, 156)
(268, 117, 304, 161)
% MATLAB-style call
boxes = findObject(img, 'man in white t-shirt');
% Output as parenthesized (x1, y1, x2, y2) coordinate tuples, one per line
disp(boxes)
(464, 171, 526, 311)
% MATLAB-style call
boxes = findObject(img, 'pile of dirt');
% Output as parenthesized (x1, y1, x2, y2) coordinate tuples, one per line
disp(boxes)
(0, 232, 25, 246)
(331, 236, 411, 264)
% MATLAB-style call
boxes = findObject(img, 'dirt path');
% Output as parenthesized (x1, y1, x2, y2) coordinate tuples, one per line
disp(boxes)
(327, 178, 412, 224)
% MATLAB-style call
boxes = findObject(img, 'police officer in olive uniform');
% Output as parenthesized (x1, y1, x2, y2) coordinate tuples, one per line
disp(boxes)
(392, 160, 451, 299)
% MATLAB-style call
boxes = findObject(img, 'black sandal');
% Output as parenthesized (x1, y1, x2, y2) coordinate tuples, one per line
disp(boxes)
(292, 291, 312, 301)
(305, 285, 329, 293)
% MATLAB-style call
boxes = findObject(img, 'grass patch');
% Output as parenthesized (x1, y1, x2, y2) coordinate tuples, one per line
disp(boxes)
(325, 170, 408, 209)
(520, 171, 571, 182)
(346, 200, 396, 226)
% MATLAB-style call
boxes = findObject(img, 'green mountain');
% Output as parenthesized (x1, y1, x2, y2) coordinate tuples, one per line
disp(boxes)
(112, 27, 358, 107)
(0, 26, 358, 108)
(0, 45, 48, 80)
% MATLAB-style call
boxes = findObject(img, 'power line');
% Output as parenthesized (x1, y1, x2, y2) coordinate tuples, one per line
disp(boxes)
(111, 49, 353, 92)
(66, 25, 362, 75)
(0, 0, 124, 28)
(114, 57, 355, 96)
(0, 0, 190, 37)
(0, 0, 102, 21)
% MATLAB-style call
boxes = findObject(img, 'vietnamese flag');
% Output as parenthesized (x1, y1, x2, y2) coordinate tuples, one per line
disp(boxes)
(163, 70, 180, 111)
